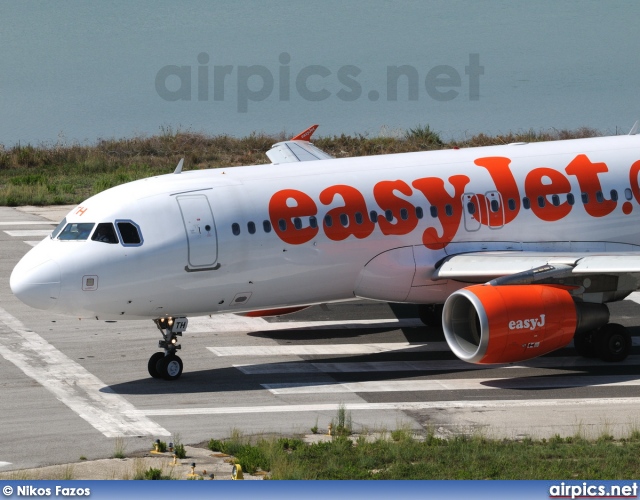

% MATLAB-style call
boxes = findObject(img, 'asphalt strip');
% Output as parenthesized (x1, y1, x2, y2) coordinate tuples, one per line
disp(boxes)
(0, 305, 169, 438)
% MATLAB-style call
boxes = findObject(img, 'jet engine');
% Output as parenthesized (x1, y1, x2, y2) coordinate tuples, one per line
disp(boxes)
(442, 284, 609, 364)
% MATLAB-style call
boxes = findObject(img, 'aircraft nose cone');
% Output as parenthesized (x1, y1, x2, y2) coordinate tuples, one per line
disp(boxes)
(10, 259, 61, 311)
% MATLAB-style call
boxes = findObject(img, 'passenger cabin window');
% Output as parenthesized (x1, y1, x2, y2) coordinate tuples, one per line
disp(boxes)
(625, 188, 633, 201)
(507, 199, 516, 211)
(445, 204, 453, 216)
(415, 207, 424, 219)
(58, 222, 95, 241)
(522, 197, 531, 209)
(51, 217, 67, 239)
(385, 210, 393, 222)
(339, 214, 348, 227)
(430, 206, 438, 218)
(278, 219, 287, 231)
(91, 223, 119, 244)
(567, 193, 575, 205)
(294, 217, 302, 230)
(324, 215, 333, 227)
(400, 208, 408, 220)
(551, 195, 560, 207)
(263, 220, 272, 233)
(309, 216, 318, 229)
(247, 221, 256, 234)
(232, 223, 240, 235)
(369, 210, 378, 223)
(581, 192, 589, 204)
(355, 212, 363, 224)
(611, 190, 618, 202)
(490, 200, 499, 212)
(116, 221, 142, 245)
(596, 191, 604, 203)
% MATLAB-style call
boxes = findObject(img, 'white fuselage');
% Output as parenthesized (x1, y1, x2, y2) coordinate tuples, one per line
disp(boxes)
(10, 134, 640, 320)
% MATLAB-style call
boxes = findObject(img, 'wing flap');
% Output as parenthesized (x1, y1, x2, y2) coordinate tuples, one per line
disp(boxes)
(573, 255, 640, 273)
(433, 251, 640, 281)
(433, 252, 581, 281)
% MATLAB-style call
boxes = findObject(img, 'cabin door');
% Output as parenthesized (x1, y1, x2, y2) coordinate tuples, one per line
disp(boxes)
(176, 194, 218, 269)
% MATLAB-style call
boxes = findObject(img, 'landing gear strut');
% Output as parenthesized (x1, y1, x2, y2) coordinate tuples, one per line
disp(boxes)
(148, 317, 188, 380)
(574, 322, 632, 362)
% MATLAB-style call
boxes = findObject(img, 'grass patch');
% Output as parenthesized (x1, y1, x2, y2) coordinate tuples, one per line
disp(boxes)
(128, 458, 175, 480)
(172, 433, 187, 459)
(331, 403, 353, 437)
(152, 440, 167, 453)
(0, 126, 602, 206)
(112, 437, 126, 459)
(205, 428, 640, 479)
(136, 467, 173, 480)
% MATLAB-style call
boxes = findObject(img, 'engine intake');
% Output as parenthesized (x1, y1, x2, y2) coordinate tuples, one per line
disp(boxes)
(442, 284, 609, 364)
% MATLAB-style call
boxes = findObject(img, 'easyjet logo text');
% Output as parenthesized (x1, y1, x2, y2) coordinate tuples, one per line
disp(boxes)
(509, 314, 546, 331)
(267, 155, 640, 250)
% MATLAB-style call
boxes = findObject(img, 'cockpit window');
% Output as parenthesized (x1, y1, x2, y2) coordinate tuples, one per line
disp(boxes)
(116, 220, 143, 246)
(58, 222, 95, 241)
(51, 218, 67, 239)
(91, 223, 119, 244)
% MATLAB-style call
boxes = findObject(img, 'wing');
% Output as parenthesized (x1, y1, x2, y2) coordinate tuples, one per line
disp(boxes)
(265, 124, 334, 164)
(433, 251, 640, 303)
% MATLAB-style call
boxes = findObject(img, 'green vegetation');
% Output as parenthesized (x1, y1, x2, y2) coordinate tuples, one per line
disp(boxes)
(60, 465, 75, 480)
(171, 433, 187, 459)
(0, 126, 601, 206)
(112, 437, 126, 459)
(174, 443, 186, 459)
(206, 429, 640, 480)
(135, 467, 172, 480)
(201, 410, 640, 479)
(153, 440, 167, 453)
(331, 403, 353, 437)
(405, 124, 444, 146)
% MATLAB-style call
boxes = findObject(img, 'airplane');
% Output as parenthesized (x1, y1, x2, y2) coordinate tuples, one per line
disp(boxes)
(10, 122, 640, 380)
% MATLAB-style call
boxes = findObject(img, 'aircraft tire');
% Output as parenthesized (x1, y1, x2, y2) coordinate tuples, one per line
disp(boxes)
(596, 323, 631, 362)
(148, 352, 165, 378)
(157, 354, 183, 381)
(573, 330, 598, 358)
(418, 304, 444, 328)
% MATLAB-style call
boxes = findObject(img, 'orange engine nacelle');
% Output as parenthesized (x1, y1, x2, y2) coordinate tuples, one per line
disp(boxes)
(442, 284, 606, 364)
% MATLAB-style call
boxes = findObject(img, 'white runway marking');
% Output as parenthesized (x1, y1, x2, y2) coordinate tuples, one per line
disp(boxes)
(234, 355, 640, 374)
(189, 314, 423, 333)
(0, 221, 55, 226)
(263, 374, 640, 394)
(0, 462, 11, 468)
(216, 338, 640, 359)
(3, 230, 51, 237)
(140, 397, 640, 416)
(24, 241, 40, 247)
(209, 342, 445, 357)
(0, 305, 169, 438)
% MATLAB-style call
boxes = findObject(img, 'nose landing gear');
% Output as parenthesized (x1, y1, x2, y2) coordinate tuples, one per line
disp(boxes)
(149, 317, 188, 380)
